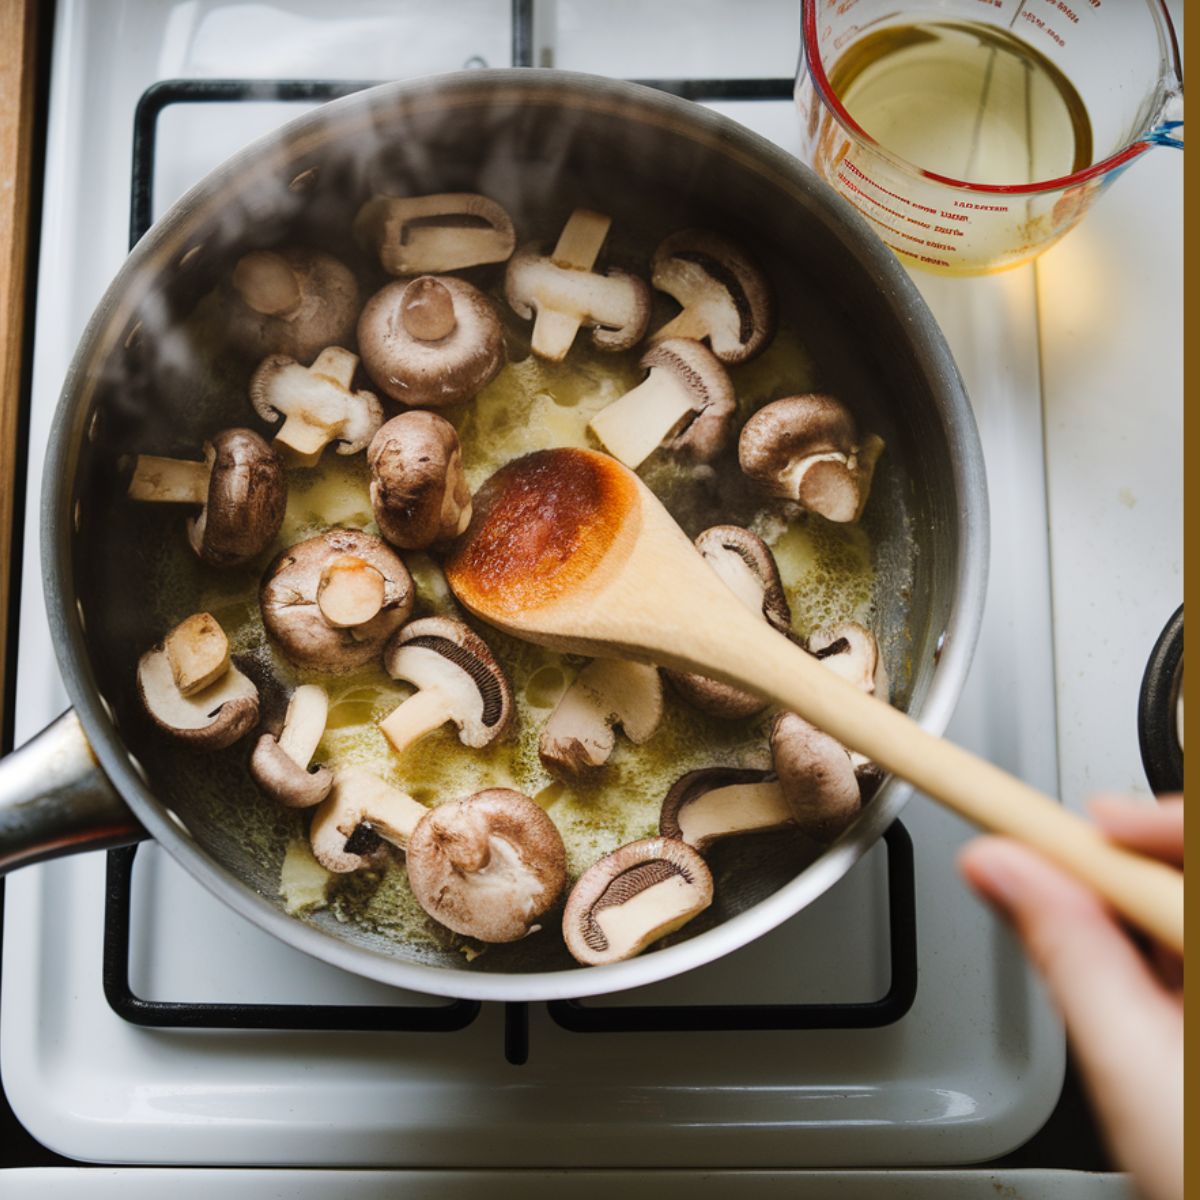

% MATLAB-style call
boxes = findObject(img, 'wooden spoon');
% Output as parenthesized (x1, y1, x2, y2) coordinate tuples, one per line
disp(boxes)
(445, 448, 1184, 953)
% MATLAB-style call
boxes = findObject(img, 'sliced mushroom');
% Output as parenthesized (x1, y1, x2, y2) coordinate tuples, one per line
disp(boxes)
(137, 614, 259, 749)
(309, 766, 429, 873)
(538, 658, 662, 779)
(664, 526, 792, 719)
(587, 338, 735, 469)
(739, 394, 886, 523)
(260, 529, 414, 673)
(163, 612, 230, 697)
(357, 275, 505, 408)
(367, 411, 472, 550)
(379, 617, 513, 757)
(809, 621, 888, 796)
(769, 711, 862, 843)
(650, 230, 774, 364)
(226, 246, 360, 363)
(808, 622, 888, 699)
(250, 346, 384, 468)
(505, 208, 651, 363)
(250, 684, 334, 808)
(354, 193, 516, 275)
(659, 767, 794, 852)
(406, 788, 568, 942)
(563, 837, 713, 966)
(127, 428, 286, 567)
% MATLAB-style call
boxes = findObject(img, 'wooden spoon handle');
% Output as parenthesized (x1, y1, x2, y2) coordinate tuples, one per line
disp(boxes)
(689, 617, 1185, 953)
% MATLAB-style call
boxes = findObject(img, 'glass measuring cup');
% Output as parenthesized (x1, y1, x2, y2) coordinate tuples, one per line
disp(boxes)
(795, 0, 1183, 275)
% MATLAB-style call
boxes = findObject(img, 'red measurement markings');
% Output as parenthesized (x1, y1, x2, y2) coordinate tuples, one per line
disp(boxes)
(884, 242, 952, 268)
(1021, 9, 1065, 46)
(1045, 0, 1080, 24)
(954, 199, 1010, 212)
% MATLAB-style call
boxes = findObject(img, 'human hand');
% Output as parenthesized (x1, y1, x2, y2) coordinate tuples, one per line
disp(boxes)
(959, 796, 1183, 1200)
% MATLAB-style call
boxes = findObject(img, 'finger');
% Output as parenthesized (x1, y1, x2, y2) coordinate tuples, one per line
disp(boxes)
(1088, 795, 1183, 866)
(960, 838, 1183, 1200)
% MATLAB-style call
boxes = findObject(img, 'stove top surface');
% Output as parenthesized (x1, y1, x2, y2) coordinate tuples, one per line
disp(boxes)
(1, 0, 1181, 1181)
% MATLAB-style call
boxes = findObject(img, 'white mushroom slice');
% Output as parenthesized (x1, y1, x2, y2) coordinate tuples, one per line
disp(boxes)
(164, 612, 230, 697)
(538, 658, 662, 779)
(379, 617, 513, 756)
(226, 246, 360, 364)
(128, 429, 286, 567)
(588, 338, 735, 469)
(309, 767, 428, 873)
(650, 230, 774, 364)
(137, 616, 259, 750)
(249, 347, 383, 468)
(505, 208, 651, 362)
(664, 526, 791, 720)
(563, 838, 713, 966)
(260, 529, 414, 674)
(739, 394, 885, 523)
(659, 767, 794, 852)
(354, 193, 517, 275)
(250, 684, 334, 808)
(405, 788, 567, 942)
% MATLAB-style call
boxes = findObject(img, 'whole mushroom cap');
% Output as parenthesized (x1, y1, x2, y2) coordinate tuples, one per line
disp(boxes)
(367, 411, 472, 550)
(357, 275, 505, 408)
(770, 710, 861, 843)
(226, 246, 360, 363)
(187, 428, 286, 567)
(406, 788, 568, 943)
(260, 528, 414, 673)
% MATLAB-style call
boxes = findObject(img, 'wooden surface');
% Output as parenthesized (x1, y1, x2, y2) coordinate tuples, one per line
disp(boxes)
(0, 0, 39, 734)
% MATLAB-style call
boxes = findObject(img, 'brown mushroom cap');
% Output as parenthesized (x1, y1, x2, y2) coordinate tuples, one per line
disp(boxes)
(650, 230, 774, 364)
(357, 275, 505, 408)
(739, 394, 884, 523)
(659, 766, 794, 851)
(562, 837, 713, 966)
(406, 788, 568, 942)
(260, 529, 414, 673)
(226, 246, 360, 362)
(137, 616, 259, 750)
(665, 526, 791, 719)
(770, 711, 861, 843)
(367, 411, 473, 550)
(379, 616, 513, 753)
(186, 428, 286, 567)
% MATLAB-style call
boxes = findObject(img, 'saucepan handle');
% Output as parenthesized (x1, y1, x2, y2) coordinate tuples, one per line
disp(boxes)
(0, 709, 147, 874)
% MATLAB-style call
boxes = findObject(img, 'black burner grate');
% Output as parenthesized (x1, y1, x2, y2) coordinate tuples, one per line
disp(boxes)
(104, 37, 916, 1063)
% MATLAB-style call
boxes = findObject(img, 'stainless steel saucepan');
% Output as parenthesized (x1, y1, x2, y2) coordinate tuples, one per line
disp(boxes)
(0, 71, 987, 1001)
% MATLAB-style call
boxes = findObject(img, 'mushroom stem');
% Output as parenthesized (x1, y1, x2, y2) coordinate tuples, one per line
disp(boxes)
(309, 767, 428, 872)
(232, 250, 302, 317)
(165, 613, 230, 697)
(551, 208, 610, 270)
(675, 779, 792, 847)
(379, 686, 457, 756)
(401, 277, 457, 341)
(317, 555, 386, 628)
(588, 367, 699, 470)
(276, 684, 329, 767)
(650, 306, 710, 344)
(127, 454, 211, 504)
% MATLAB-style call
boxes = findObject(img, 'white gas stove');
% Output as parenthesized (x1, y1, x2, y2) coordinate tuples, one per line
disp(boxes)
(1, 1, 1182, 1193)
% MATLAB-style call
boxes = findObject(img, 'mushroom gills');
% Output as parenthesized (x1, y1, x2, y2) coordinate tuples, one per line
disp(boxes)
(588, 863, 705, 960)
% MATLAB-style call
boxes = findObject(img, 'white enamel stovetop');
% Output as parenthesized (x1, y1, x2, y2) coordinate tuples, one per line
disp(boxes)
(1, 1, 1181, 1194)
